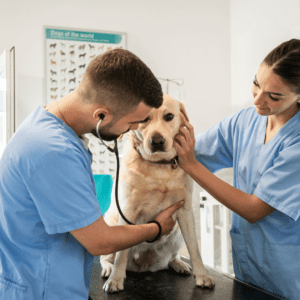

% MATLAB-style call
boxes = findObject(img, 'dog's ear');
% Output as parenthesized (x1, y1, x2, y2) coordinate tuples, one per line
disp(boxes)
(180, 112, 187, 126)
(127, 131, 141, 149)
(179, 102, 189, 122)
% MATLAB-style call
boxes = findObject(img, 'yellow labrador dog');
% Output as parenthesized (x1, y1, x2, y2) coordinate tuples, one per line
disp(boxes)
(100, 94, 214, 293)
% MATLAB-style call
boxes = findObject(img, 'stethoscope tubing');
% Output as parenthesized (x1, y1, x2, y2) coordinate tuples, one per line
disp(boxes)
(96, 119, 161, 242)
(96, 119, 118, 153)
(96, 118, 134, 225)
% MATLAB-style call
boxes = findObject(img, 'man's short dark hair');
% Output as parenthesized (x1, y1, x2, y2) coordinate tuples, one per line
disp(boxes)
(79, 49, 163, 118)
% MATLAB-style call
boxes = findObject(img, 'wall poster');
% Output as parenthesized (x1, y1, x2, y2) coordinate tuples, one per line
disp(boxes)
(45, 26, 127, 177)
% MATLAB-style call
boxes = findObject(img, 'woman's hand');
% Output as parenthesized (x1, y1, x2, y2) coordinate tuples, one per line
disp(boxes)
(174, 114, 197, 172)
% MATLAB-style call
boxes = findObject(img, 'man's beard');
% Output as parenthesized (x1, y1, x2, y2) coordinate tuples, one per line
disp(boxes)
(91, 128, 120, 141)
(91, 121, 123, 141)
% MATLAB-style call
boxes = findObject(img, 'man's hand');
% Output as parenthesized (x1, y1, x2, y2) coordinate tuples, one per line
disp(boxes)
(154, 200, 185, 237)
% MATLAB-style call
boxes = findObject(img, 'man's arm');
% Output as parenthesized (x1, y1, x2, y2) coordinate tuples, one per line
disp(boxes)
(70, 200, 184, 256)
(70, 216, 158, 256)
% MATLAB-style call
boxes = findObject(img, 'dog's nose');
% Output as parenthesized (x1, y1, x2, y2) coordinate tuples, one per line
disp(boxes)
(150, 135, 165, 151)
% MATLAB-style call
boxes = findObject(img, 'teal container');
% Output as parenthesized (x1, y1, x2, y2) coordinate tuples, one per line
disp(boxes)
(93, 174, 113, 215)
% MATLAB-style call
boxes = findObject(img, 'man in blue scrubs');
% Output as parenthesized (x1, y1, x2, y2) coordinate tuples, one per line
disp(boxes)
(0, 49, 185, 299)
(174, 39, 300, 299)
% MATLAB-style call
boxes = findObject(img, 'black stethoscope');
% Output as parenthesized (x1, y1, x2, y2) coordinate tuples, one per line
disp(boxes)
(96, 114, 161, 243)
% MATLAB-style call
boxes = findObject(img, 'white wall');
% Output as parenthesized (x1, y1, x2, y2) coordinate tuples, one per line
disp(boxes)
(0, 0, 231, 134)
(2, 0, 299, 249)
(230, 0, 300, 113)
(0, 0, 231, 239)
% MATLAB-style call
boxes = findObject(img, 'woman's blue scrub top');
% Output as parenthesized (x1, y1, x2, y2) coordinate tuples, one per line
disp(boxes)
(195, 107, 300, 300)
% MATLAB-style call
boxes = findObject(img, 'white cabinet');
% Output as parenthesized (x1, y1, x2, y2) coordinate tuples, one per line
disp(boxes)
(200, 190, 234, 275)
(0, 48, 15, 159)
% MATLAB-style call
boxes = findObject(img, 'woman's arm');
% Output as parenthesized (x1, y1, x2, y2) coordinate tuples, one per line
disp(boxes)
(174, 119, 275, 223)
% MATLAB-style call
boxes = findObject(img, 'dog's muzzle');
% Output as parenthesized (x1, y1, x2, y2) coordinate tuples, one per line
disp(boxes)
(150, 134, 165, 152)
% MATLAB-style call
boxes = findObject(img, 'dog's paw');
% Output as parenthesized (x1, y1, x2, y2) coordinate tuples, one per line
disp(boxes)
(169, 258, 192, 274)
(195, 273, 215, 289)
(103, 274, 126, 293)
(101, 262, 114, 278)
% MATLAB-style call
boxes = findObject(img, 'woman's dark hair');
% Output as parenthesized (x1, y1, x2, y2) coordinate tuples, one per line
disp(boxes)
(80, 49, 163, 117)
(263, 39, 300, 94)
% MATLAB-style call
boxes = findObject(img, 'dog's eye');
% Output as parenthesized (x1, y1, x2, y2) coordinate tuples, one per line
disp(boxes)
(164, 114, 174, 122)
(140, 117, 149, 123)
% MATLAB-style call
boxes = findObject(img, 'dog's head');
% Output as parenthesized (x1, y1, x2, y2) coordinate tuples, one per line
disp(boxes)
(127, 94, 184, 162)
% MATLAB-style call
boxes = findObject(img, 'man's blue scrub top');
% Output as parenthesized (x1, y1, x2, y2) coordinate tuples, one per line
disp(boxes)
(0, 105, 102, 299)
(195, 107, 300, 300)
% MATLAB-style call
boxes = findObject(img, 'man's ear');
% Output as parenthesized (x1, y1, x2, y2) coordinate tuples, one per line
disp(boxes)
(93, 107, 113, 124)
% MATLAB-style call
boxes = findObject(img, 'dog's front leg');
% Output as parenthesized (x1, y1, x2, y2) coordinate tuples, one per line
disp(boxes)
(177, 207, 215, 288)
(102, 248, 129, 293)
(102, 211, 136, 293)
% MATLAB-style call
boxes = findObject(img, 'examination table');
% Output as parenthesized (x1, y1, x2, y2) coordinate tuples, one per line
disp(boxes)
(88, 255, 282, 300)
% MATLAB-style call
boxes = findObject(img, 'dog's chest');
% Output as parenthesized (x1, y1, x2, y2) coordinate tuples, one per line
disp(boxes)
(123, 164, 188, 218)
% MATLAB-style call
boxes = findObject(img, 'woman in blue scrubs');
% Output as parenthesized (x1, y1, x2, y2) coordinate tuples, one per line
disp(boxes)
(174, 39, 300, 300)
